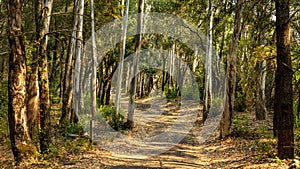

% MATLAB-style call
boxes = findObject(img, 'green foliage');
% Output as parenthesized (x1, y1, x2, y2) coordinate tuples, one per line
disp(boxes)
(181, 85, 200, 100)
(0, 80, 9, 145)
(65, 123, 84, 135)
(99, 105, 126, 131)
(294, 101, 300, 128)
(234, 90, 247, 112)
(44, 137, 92, 161)
(164, 84, 180, 101)
(295, 130, 300, 157)
(19, 143, 39, 161)
(232, 115, 254, 138)
(254, 139, 277, 159)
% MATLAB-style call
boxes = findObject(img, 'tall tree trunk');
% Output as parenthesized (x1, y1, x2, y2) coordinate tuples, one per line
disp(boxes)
(90, 0, 97, 141)
(60, 0, 78, 125)
(39, 0, 53, 154)
(220, 0, 243, 138)
(126, 0, 144, 130)
(255, 60, 267, 120)
(27, 0, 42, 139)
(203, 0, 213, 122)
(115, 0, 129, 112)
(49, 19, 60, 85)
(73, 0, 84, 123)
(274, 0, 294, 159)
(7, 0, 31, 164)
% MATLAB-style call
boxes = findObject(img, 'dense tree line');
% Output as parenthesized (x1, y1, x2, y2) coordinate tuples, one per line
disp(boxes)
(0, 0, 299, 165)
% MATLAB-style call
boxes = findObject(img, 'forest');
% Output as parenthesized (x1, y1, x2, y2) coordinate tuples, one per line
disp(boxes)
(0, 0, 300, 168)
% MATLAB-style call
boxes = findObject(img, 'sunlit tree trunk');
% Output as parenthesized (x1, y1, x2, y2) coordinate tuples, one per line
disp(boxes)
(73, 0, 84, 123)
(27, 0, 41, 139)
(39, 0, 53, 153)
(115, 0, 130, 112)
(90, 0, 97, 141)
(7, 0, 31, 164)
(127, 0, 144, 130)
(220, 0, 243, 138)
(203, 0, 213, 122)
(274, 0, 294, 159)
(61, 0, 78, 125)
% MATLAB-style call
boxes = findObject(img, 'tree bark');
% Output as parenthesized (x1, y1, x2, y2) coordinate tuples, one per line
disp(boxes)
(115, 0, 130, 112)
(60, 0, 78, 125)
(7, 0, 31, 164)
(220, 0, 243, 138)
(26, 0, 42, 139)
(73, 0, 84, 123)
(39, 0, 53, 154)
(274, 0, 294, 159)
(203, 0, 213, 122)
(90, 0, 97, 142)
(255, 60, 267, 120)
(126, 0, 144, 130)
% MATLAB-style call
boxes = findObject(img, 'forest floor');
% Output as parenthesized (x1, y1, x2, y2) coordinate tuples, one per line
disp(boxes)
(1, 97, 299, 168)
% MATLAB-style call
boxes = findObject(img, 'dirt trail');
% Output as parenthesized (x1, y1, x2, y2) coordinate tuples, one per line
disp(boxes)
(63, 97, 289, 169)
(0, 96, 295, 168)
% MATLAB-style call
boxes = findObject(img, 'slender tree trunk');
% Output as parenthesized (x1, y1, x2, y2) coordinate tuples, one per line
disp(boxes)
(115, 0, 129, 112)
(49, 19, 60, 85)
(61, 0, 78, 124)
(59, 40, 66, 103)
(27, 0, 41, 139)
(125, 62, 131, 93)
(127, 0, 144, 130)
(274, 0, 294, 159)
(255, 60, 267, 120)
(90, 0, 97, 141)
(204, 0, 213, 122)
(7, 0, 31, 164)
(141, 73, 145, 98)
(73, 0, 84, 123)
(39, 0, 53, 154)
(220, 0, 243, 138)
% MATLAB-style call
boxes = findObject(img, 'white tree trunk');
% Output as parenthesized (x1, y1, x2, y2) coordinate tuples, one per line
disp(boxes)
(204, 0, 213, 121)
(127, 0, 144, 129)
(90, 0, 97, 141)
(115, 0, 130, 112)
(74, 0, 84, 122)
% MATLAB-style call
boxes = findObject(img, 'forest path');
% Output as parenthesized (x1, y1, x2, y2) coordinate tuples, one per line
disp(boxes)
(0, 96, 293, 168)
(64, 96, 288, 169)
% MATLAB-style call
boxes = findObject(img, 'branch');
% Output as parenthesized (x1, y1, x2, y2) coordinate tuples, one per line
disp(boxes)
(289, 8, 300, 22)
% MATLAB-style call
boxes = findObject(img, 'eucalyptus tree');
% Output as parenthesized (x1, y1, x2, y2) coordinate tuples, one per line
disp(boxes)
(38, 0, 53, 153)
(203, 0, 213, 122)
(73, 0, 84, 123)
(61, 0, 80, 124)
(115, 0, 130, 112)
(220, 0, 244, 138)
(127, 0, 144, 130)
(7, 0, 31, 164)
(274, 0, 294, 159)
(27, 0, 41, 138)
(90, 0, 97, 141)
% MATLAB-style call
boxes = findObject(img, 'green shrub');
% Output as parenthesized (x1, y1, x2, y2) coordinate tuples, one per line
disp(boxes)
(232, 115, 254, 138)
(164, 84, 180, 101)
(99, 105, 126, 131)
(181, 85, 200, 100)
(234, 91, 246, 112)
